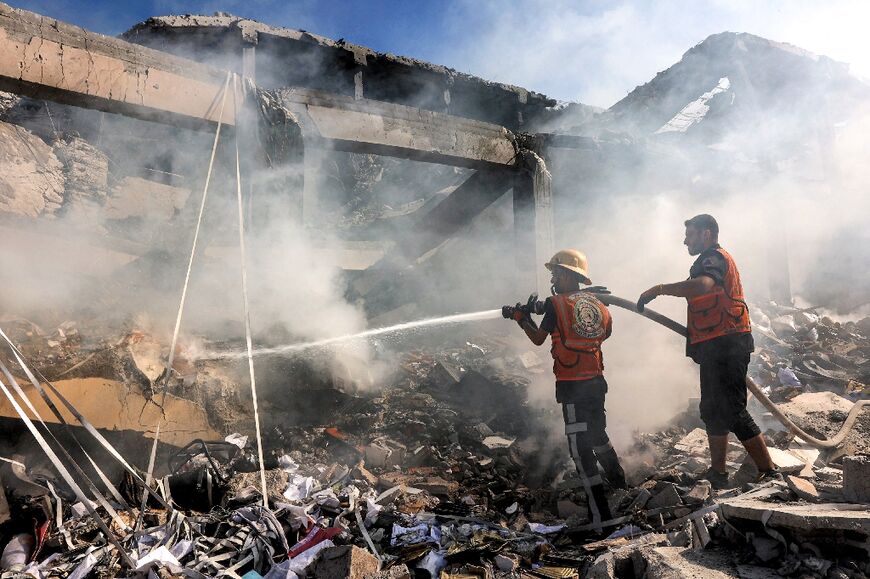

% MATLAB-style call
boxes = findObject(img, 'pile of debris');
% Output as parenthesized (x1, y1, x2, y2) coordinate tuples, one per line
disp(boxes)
(0, 304, 869, 578)
(750, 302, 870, 405)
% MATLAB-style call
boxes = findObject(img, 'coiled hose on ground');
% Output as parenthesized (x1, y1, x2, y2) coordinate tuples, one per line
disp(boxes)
(598, 294, 869, 449)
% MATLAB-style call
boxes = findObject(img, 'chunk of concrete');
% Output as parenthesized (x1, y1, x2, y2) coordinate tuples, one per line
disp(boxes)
(785, 475, 819, 502)
(684, 481, 711, 504)
(313, 545, 379, 579)
(842, 455, 870, 503)
(647, 483, 683, 510)
(384, 564, 411, 579)
(0, 121, 65, 217)
(429, 360, 463, 388)
(674, 428, 708, 456)
(751, 536, 782, 562)
(719, 499, 870, 534)
(628, 489, 652, 510)
(766, 448, 805, 474)
(482, 435, 515, 450)
(364, 438, 406, 469)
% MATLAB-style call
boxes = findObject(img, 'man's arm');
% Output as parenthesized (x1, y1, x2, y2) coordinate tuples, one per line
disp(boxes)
(518, 317, 548, 346)
(637, 276, 716, 311)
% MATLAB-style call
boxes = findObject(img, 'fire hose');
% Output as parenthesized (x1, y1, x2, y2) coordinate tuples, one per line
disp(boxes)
(503, 292, 869, 449)
(600, 294, 869, 449)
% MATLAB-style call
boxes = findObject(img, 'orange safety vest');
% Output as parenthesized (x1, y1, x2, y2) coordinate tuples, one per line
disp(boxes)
(550, 291, 611, 381)
(686, 248, 751, 345)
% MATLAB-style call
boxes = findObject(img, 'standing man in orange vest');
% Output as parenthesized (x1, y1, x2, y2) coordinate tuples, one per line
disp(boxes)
(508, 249, 626, 527)
(637, 214, 778, 488)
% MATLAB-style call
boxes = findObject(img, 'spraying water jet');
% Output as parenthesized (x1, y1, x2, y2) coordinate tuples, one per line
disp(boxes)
(205, 309, 502, 359)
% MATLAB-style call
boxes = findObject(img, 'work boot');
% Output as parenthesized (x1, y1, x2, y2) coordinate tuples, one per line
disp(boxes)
(595, 445, 628, 490)
(753, 467, 783, 484)
(701, 467, 730, 490)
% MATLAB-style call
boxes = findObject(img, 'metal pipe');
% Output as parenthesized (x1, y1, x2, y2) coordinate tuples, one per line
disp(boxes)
(598, 294, 869, 449)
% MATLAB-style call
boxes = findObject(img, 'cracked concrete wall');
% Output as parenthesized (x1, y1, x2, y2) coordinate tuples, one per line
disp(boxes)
(0, 120, 64, 216)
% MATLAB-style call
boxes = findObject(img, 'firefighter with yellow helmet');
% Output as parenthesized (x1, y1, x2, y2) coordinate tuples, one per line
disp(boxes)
(506, 249, 626, 527)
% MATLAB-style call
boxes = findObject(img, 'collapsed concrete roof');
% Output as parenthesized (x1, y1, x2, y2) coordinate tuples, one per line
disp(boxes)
(122, 13, 560, 131)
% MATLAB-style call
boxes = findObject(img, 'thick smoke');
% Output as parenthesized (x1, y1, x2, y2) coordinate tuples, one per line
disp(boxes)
(1, 7, 869, 460)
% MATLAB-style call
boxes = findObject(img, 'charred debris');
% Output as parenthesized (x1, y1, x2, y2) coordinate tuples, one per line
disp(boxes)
(0, 3, 868, 579)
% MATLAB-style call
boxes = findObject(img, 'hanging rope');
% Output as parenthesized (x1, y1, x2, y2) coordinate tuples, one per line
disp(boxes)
(141, 70, 233, 509)
(162, 70, 233, 395)
(233, 74, 270, 508)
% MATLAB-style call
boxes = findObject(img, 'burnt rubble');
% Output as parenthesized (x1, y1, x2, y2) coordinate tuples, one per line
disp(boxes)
(0, 300, 867, 578)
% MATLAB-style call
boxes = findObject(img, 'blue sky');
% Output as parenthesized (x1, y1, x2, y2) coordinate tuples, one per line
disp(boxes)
(8, 0, 868, 107)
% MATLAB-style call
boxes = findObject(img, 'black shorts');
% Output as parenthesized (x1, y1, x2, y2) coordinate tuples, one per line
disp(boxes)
(698, 352, 760, 440)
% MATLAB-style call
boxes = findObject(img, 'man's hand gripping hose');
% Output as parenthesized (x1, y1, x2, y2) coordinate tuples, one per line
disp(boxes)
(596, 293, 868, 450)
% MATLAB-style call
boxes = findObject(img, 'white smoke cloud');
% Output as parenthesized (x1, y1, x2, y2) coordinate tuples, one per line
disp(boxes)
(433, 0, 870, 106)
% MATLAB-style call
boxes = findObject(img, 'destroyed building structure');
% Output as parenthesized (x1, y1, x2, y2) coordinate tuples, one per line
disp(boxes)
(0, 1, 869, 577)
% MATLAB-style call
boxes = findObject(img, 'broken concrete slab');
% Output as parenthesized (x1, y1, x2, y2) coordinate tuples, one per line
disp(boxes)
(0, 377, 220, 447)
(842, 455, 870, 503)
(481, 435, 515, 450)
(634, 546, 738, 578)
(719, 499, 870, 535)
(765, 448, 805, 474)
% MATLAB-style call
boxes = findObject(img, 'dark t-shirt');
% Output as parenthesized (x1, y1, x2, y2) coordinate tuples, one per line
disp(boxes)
(686, 245, 754, 363)
(540, 297, 557, 333)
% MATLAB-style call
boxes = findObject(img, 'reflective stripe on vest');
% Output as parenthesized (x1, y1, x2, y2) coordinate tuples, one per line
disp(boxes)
(686, 248, 751, 345)
(550, 292, 610, 381)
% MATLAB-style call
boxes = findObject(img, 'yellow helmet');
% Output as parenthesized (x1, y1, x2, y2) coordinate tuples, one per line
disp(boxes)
(545, 249, 590, 284)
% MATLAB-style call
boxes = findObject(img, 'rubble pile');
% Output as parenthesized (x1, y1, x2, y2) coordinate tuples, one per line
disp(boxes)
(0, 305, 868, 578)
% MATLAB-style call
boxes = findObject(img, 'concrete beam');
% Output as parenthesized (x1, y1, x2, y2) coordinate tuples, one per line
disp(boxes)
(0, 2, 236, 129)
(279, 88, 519, 168)
(401, 169, 514, 262)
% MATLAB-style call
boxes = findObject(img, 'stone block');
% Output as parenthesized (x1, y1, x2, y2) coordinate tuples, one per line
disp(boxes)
(313, 545, 379, 579)
(842, 455, 870, 503)
(628, 488, 652, 510)
(429, 360, 462, 388)
(674, 428, 708, 456)
(685, 481, 711, 503)
(646, 483, 682, 510)
(765, 448, 805, 474)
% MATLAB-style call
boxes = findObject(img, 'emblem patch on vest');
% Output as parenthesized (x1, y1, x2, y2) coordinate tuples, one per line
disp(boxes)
(571, 293, 605, 338)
